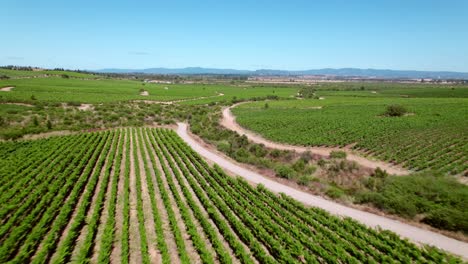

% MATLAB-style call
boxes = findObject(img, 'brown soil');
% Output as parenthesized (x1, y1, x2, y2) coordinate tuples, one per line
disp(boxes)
(78, 103, 94, 111)
(128, 130, 143, 263)
(47, 132, 117, 263)
(135, 129, 162, 263)
(143, 131, 182, 263)
(110, 131, 128, 263)
(70, 132, 119, 260)
(90, 131, 124, 262)
(152, 135, 202, 263)
(158, 139, 219, 260)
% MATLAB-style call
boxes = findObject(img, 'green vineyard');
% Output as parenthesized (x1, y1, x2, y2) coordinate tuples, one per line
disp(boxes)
(0, 128, 461, 263)
(233, 96, 468, 175)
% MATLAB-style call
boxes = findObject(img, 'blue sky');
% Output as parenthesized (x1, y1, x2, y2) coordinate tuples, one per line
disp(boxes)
(1, 0, 468, 71)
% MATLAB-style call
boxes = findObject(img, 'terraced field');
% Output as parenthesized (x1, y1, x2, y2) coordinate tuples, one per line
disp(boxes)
(0, 128, 460, 263)
(233, 96, 468, 175)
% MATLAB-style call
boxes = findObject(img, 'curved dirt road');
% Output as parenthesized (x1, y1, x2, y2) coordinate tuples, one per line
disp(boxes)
(221, 103, 409, 175)
(176, 122, 468, 259)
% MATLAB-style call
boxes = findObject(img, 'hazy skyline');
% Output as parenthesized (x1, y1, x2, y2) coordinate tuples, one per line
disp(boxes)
(1, 0, 468, 71)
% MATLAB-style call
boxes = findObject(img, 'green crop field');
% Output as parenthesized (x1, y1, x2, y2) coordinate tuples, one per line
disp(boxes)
(0, 77, 297, 103)
(0, 68, 100, 79)
(233, 88, 468, 175)
(0, 127, 459, 263)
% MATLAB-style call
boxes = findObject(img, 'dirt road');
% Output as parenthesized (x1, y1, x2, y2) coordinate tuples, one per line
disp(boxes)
(221, 103, 409, 175)
(176, 122, 468, 259)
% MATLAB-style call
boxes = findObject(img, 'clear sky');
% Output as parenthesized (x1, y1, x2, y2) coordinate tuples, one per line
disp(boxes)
(1, 0, 468, 71)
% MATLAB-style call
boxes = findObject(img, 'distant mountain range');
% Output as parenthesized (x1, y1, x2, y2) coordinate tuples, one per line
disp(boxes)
(94, 67, 468, 79)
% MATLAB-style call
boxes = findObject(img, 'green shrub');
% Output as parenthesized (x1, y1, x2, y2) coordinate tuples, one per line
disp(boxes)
(383, 104, 407, 117)
(297, 175, 317, 186)
(216, 141, 231, 153)
(275, 165, 296, 179)
(356, 173, 468, 233)
(422, 208, 468, 232)
(270, 149, 282, 158)
(292, 159, 306, 172)
(326, 187, 345, 199)
(329, 150, 347, 159)
(249, 144, 267, 158)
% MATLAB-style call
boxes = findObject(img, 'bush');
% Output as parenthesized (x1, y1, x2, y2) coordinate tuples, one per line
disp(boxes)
(249, 144, 267, 158)
(383, 104, 407, 117)
(356, 173, 468, 233)
(216, 141, 231, 153)
(275, 165, 296, 179)
(270, 149, 282, 158)
(330, 150, 347, 159)
(292, 159, 306, 172)
(297, 175, 316, 186)
(422, 208, 468, 232)
(233, 148, 250, 162)
(326, 186, 345, 199)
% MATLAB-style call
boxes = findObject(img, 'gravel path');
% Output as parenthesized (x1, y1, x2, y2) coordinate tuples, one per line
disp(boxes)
(176, 122, 468, 259)
(221, 103, 409, 175)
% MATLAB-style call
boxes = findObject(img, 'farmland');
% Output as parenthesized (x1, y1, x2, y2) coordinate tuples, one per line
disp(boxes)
(233, 94, 468, 175)
(0, 77, 297, 103)
(1, 71, 467, 261)
(0, 127, 461, 263)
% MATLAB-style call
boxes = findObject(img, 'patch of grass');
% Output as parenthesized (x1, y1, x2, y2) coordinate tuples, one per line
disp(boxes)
(329, 150, 347, 159)
(356, 172, 468, 233)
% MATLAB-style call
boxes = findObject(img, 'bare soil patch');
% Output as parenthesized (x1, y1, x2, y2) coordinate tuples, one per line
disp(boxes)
(140, 90, 149, 96)
(128, 132, 143, 264)
(110, 132, 128, 263)
(0, 86, 14, 91)
(78, 104, 94, 111)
